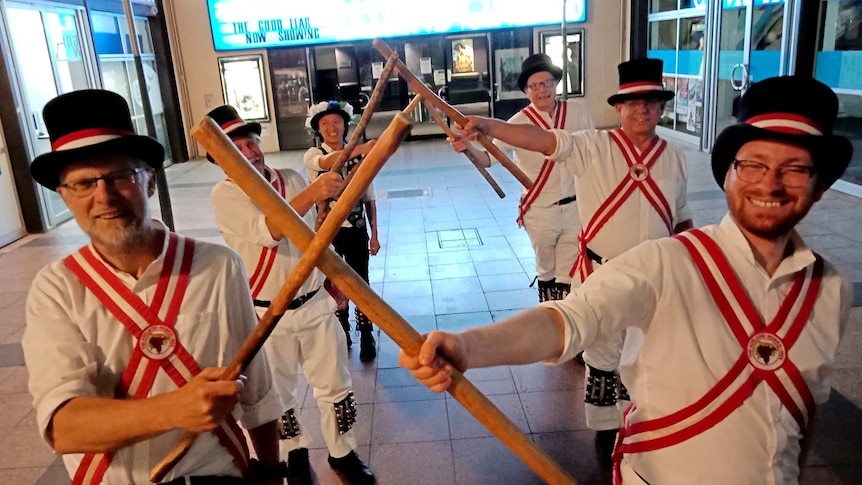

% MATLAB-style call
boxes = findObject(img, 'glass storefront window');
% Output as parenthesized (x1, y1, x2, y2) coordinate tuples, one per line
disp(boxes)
(650, 12, 704, 138)
(91, 11, 167, 161)
(652, 0, 681, 13)
(816, 0, 862, 186)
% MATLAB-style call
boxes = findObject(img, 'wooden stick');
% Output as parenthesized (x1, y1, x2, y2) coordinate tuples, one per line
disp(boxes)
(335, 93, 423, 199)
(373, 38, 534, 190)
(181, 114, 578, 485)
(149, 114, 412, 483)
(421, 98, 505, 198)
(330, 53, 398, 174)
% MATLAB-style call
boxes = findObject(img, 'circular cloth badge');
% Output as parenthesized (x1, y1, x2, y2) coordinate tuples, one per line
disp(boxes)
(140, 325, 177, 360)
(629, 163, 649, 181)
(747, 332, 786, 371)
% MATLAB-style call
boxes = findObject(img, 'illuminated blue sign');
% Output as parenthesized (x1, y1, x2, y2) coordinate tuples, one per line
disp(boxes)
(208, 0, 587, 51)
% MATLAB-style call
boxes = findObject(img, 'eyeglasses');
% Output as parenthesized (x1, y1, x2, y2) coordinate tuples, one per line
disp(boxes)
(622, 99, 663, 110)
(60, 167, 146, 197)
(732, 160, 815, 188)
(526, 78, 557, 91)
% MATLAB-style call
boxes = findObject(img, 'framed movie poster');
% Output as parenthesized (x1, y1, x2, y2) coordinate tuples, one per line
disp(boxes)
(539, 29, 585, 97)
(496, 47, 529, 100)
(451, 38, 475, 74)
(218, 54, 270, 121)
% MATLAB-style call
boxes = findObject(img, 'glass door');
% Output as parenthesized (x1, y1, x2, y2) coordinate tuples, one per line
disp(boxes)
(707, 0, 788, 150)
(6, 4, 95, 227)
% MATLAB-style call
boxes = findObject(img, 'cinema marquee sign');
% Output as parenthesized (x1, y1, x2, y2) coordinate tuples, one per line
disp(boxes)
(207, 0, 587, 51)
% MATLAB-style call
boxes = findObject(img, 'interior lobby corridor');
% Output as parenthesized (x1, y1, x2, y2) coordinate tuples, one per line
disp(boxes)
(1, 137, 860, 485)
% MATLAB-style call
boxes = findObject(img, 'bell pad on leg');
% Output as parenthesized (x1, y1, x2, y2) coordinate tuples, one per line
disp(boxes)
(334, 392, 357, 434)
(279, 408, 302, 439)
(585, 365, 622, 407)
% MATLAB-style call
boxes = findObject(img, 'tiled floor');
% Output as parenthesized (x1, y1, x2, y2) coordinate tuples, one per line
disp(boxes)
(1, 137, 861, 485)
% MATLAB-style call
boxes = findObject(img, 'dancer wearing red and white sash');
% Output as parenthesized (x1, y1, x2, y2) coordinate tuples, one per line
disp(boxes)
(23, 91, 283, 485)
(401, 75, 852, 484)
(453, 59, 693, 460)
(209, 105, 376, 485)
(452, 54, 593, 303)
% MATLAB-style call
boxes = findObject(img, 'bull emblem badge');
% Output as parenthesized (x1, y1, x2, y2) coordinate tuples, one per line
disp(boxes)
(746, 332, 786, 371)
(629, 163, 649, 181)
(140, 324, 177, 360)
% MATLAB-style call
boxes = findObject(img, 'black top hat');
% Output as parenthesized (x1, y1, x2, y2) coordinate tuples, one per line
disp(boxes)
(308, 101, 351, 133)
(205, 105, 262, 162)
(206, 104, 262, 138)
(710, 76, 852, 189)
(30, 89, 164, 190)
(606, 58, 675, 106)
(517, 54, 563, 92)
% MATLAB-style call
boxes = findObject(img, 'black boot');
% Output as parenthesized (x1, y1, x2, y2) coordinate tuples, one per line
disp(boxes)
(336, 309, 351, 349)
(286, 447, 314, 485)
(594, 429, 618, 468)
(328, 450, 376, 485)
(356, 310, 376, 362)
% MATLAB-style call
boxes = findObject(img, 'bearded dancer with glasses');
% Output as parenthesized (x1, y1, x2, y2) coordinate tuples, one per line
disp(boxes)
(403, 76, 852, 484)
(23, 90, 285, 485)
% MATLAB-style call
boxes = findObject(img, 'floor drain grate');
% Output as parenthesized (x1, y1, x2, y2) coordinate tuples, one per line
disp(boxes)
(435, 228, 483, 248)
(379, 188, 432, 200)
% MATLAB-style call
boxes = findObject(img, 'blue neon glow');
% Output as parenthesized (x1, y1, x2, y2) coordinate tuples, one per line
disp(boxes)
(207, 0, 587, 51)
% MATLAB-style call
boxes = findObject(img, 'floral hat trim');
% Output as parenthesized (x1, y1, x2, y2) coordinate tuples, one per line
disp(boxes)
(305, 101, 357, 131)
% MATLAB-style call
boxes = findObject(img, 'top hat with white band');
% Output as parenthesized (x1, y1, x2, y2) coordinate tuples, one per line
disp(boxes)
(205, 105, 262, 162)
(710, 76, 852, 189)
(30, 89, 164, 190)
(606, 58, 675, 106)
(517, 53, 563, 92)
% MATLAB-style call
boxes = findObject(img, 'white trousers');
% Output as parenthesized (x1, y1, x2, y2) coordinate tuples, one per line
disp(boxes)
(522, 201, 580, 284)
(261, 290, 357, 459)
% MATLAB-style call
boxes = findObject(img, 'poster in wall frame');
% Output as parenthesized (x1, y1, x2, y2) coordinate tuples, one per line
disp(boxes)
(218, 54, 270, 121)
(495, 47, 529, 100)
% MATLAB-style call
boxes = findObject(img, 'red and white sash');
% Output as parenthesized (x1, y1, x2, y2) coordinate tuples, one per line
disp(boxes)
(569, 129, 673, 282)
(248, 169, 286, 299)
(516, 101, 567, 227)
(64, 233, 249, 484)
(611, 229, 822, 484)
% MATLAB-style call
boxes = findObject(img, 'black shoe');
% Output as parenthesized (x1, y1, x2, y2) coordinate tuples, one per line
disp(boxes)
(359, 330, 376, 362)
(574, 351, 585, 366)
(287, 448, 314, 485)
(336, 310, 352, 349)
(594, 429, 618, 467)
(327, 450, 376, 485)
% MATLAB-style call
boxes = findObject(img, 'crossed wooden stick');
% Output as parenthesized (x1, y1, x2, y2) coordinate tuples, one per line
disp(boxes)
(151, 42, 575, 485)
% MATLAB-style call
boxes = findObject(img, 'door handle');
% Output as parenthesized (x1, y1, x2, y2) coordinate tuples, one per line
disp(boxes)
(730, 64, 749, 92)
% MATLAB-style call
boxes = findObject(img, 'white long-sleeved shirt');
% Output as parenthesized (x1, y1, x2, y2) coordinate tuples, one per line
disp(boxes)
(494, 99, 595, 206)
(549, 128, 692, 259)
(543, 215, 851, 484)
(24, 223, 282, 484)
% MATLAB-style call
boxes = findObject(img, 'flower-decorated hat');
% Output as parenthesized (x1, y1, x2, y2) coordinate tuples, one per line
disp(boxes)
(306, 100, 355, 134)
(517, 54, 563, 92)
(30, 89, 164, 190)
(710, 76, 852, 189)
(606, 58, 674, 106)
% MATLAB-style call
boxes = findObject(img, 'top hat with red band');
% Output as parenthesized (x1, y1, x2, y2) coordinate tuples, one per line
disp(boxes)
(30, 89, 164, 190)
(517, 53, 563, 92)
(205, 105, 262, 162)
(606, 58, 674, 106)
(710, 76, 852, 189)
